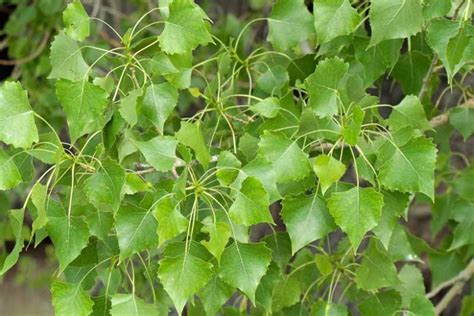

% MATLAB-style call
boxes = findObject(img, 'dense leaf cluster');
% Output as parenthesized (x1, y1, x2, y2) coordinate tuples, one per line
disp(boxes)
(0, 0, 473, 315)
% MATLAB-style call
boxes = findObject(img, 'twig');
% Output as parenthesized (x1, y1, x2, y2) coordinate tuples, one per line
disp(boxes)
(0, 31, 50, 66)
(428, 260, 474, 315)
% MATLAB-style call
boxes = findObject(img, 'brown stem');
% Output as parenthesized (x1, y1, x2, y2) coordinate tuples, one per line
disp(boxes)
(0, 31, 50, 66)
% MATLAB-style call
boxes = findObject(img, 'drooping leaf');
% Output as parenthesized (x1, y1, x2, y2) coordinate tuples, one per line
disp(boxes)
(395, 265, 425, 307)
(357, 290, 402, 316)
(327, 187, 384, 250)
(63, 0, 90, 41)
(271, 275, 301, 312)
(115, 202, 158, 261)
(159, 0, 212, 54)
(258, 132, 311, 183)
(134, 136, 178, 172)
(216, 151, 241, 186)
(119, 89, 142, 126)
(249, 97, 281, 118)
(0, 149, 22, 191)
(377, 136, 437, 200)
(219, 242, 272, 303)
(304, 57, 348, 117)
(355, 239, 400, 291)
(281, 194, 335, 254)
(201, 220, 231, 263)
(84, 158, 125, 214)
(153, 195, 188, 247)
(158, 249, 213, 313)
(56, 79, 109, 143)
(141, 83, 178, 132)
(175, 121, 211, 168)
(0, 209, 25, 276)
(0, 81, 39, 148)
(449, 106, 474, 140)
(373, 191, 410, 248)
(423, 0, 451, 19)
(110, 294, 160, 316)
(313, 154, 346, 194)
(229, 176, 272, 226)
(199, 274, 234, 316)
(49, 32, 89, 81)
(51, 281, 94, 316)
(369, 0, 423, 46)
(312, 300, 348, 316)
(408, 296, 436, 316)
(313, 0, 360, 44)
(256, 65, 289, 95)
(30, 182, 48, 234)
(448, 200, 474, 250)
(387, 95, 431, 132)
(46, 200, 90, 273)
(267, 0, 314, 50)
(343, 105, 364, 145)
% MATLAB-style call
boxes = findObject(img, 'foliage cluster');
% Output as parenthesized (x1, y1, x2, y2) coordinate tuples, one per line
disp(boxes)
(0, 0, 473, 315)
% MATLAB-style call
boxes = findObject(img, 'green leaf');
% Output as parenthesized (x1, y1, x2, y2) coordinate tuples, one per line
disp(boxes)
(408, 295, 436, 316)
(158, 250, 213, 313)
(449, 106, 474, 140)
(256, 65, 289, 95)
(0, 81, 39, 148)
(446, 27, 470, 79)
(159, 0, 212, 54)
(249, 97, 281, 118)
(124, 173, 152, 195)
(369, 0, 423, 46)
(373, 191, 410, 248)
(377, 136, 437, 200)
(258, 132, 311, 183)
(84, 158, 125, 214)
(426, 19, 469, 82)
(216, 151, 241, 186)
(304, 57, 348, 117)
(229, 176, 272, 226)
(354, 37, 403, 87)
(49, 32, 89, 81)
(219, 242, 272, 303)
(0, 149, 22, 191)
(134, 136, 178, 172)
(199, 274, 234, 316)
(51, 281, 94, 316)
(281, 194, 335, 254)
(355, 239, 400, 291)
(267, 0, 314, 50)
(327, 187, 383, 250)
(110, 294, 160, 316)
(423, 0, 451, 19)
(271, 275, 301, 312)
(56, 79, 109, 143)
(313, 154, 346, 194)
(395, 265, 425, 307)
(256, 262, 280, 313)
(141, 83, 178, 132)
(388, 95, 431, 131)
(312, 300, 348, 316)
(153, 195, 188, 247)
(115, 202, 158, 261)
(46, 200, 90, 273)
(119, 89, 142, 126)
(0, 209, 25, 275)
(343, 105, 364, 145)
(63, 0, 90, 41)
(201, 220, 231, 263)
(31, 182, 48, 234)
(358, 290, 402, 316)
(313, 0, 360, 44)
(176, 121, 211, 168)
(448, 200, 474, 250)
